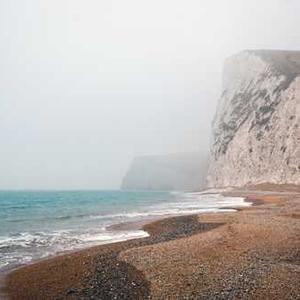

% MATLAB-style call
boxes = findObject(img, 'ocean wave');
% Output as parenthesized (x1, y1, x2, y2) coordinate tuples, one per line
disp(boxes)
(0, 228, 148, 271)
(88, 194, 249, 221)
(0, 229, 148, 252)
(0, 191, 251, 271)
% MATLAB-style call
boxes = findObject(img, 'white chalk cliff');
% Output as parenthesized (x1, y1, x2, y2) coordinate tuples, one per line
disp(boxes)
(122, 152, 208, 191)
(207, 50, 300, 187)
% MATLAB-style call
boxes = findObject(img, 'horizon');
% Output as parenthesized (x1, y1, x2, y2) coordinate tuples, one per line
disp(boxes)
(1, 0, 300, 189)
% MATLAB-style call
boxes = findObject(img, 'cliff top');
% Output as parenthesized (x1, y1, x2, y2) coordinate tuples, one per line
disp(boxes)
(232, 50, 300, 79)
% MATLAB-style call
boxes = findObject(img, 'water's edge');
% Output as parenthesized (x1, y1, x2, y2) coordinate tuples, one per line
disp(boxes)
(0, 191, 252, 298)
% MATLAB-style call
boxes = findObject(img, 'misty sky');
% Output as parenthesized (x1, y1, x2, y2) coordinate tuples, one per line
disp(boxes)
(1, 0, 300, 189)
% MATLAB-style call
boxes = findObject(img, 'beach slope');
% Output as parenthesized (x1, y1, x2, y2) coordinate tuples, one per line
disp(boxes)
(4, 189, 300, 299)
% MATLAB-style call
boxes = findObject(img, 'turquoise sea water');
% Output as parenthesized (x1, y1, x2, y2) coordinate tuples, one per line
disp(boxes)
(0, 190, 250, 271)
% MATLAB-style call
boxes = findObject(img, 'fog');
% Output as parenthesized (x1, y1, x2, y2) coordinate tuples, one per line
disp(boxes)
(0, 0, 299, 189)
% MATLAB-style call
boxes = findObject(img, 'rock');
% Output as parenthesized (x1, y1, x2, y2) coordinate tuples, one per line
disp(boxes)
(66, 288, 78, 294)
(122, 152, 209, 191)
(207, 50, 300, 187)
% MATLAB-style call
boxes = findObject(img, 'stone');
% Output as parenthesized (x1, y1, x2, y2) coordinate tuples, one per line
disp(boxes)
(207, 50, 300, 187)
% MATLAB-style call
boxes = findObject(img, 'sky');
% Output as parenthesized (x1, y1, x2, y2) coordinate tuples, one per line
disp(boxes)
(0, 0, 300, 189)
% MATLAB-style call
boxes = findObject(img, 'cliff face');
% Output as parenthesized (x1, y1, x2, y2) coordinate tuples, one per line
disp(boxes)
(122, 152, 208, 191)
(208, 50, 300, 187)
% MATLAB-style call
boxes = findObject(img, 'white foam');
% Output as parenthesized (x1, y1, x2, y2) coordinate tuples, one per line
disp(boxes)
(79, 230, 148, 243)
(87, 194, 249, 221)
(0, 193, 250, 271)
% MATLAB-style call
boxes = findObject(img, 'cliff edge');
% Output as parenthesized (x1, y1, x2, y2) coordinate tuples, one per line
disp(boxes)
(207, 50, 300, 187)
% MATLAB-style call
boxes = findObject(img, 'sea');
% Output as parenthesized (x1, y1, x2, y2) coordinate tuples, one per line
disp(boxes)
(0, 190, 250, 272)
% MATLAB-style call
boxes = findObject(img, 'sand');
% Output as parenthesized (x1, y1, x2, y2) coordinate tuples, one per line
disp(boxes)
(3, 188, 300, 299)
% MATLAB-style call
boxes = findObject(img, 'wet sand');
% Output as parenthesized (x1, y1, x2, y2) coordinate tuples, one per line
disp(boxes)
(3, 189, 300, 299)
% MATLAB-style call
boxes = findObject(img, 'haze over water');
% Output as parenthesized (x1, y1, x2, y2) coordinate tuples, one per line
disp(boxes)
(1, 0, 300, 190)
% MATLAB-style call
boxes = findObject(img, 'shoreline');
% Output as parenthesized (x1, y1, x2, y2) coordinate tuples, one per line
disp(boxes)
(3, 190, 300, 299)
(0, 193, 251, 275)
(0, 207, 246, 275)
(0, 195, 252, 299)
(3, 214, 223, 299)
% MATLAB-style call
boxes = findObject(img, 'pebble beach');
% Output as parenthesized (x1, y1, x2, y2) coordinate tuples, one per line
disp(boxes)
(3, 187, 300, 299)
